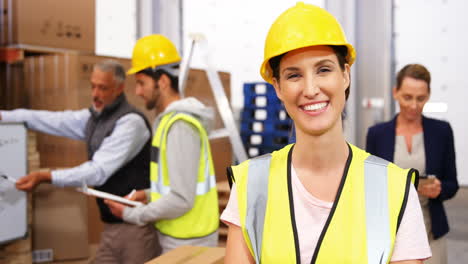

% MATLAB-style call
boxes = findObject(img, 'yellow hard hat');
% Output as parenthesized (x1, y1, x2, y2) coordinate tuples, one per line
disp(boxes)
(260, 2, 356, 84)
(127, 34, 182, 75)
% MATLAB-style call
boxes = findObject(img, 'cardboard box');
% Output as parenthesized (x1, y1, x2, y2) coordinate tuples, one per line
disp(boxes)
(0, 61, 26, 110)
(145, 246, 225, 264)
(1, 0, 95, 52)
(209, 138, 232, 183)
(33, 184, 89, 262)
(0, 251, 33, 264)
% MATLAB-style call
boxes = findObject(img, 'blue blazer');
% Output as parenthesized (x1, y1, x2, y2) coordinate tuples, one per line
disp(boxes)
(366, 115, 458, 239)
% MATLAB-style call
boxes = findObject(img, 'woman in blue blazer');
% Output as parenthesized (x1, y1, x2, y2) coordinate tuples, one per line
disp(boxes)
(366, 64, 458, 264)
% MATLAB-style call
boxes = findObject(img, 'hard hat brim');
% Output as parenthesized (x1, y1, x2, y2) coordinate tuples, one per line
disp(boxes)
(126, 57, 181, 76)
(126, 67, 141, 75)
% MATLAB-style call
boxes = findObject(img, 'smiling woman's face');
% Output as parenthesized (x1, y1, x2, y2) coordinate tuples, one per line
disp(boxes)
(272, 45, 350, 137)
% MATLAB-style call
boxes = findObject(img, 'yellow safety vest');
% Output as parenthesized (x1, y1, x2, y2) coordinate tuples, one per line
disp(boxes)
(231, 143, 417, 263)
(151, 111, 219, 238)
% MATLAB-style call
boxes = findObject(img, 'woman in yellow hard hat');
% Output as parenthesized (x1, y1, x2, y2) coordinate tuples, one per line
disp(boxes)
(220, 2, 431, 263)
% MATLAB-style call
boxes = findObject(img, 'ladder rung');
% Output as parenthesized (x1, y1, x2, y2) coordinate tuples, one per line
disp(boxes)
(208, 128, 230, 139)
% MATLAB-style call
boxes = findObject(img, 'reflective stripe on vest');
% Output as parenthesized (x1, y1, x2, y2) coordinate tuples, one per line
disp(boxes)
(364, 155, 391, 264)
(239, 144, 413, 263)
(150, 111, 219, 238)
(151, 173, 217, 196)
(245, 154, 272, 263)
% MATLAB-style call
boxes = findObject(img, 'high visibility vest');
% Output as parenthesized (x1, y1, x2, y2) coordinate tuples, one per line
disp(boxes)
(231, 143, 417, 263)
(151, 111, 219, 238)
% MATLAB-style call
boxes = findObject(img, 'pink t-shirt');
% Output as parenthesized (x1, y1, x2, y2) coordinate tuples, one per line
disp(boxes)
(221, 165, 431, 263)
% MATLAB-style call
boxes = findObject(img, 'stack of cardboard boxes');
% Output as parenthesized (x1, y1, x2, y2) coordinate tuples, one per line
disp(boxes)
(1, 0, 233, 262)
(0, 0, 95, 51)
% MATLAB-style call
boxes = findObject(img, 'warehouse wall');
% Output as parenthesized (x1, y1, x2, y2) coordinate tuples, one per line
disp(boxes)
(327, 0, 358, 144)
(95, 0, 137, 58)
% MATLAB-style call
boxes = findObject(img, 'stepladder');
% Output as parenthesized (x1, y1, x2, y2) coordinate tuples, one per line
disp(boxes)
(179, 34, 248, 164)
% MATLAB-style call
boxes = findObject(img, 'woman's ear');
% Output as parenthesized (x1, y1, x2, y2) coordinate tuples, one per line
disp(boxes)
(343, 64, 350, 90)
(392, 86, 398, 100)
(272, 78, 283, 101)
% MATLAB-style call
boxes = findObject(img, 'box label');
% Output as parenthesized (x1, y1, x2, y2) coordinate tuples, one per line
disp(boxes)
(32, 249, 54, 263)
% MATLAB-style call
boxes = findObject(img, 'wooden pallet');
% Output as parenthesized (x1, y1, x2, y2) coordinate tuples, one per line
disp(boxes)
(0, 47, 23, 63)
(0, 44, 83, 63)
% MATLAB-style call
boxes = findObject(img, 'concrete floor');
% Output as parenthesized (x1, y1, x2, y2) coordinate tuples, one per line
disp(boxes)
(445, 187, 468, 263)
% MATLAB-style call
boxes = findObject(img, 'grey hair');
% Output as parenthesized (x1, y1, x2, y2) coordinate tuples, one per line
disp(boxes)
(93, 59, 126, 84)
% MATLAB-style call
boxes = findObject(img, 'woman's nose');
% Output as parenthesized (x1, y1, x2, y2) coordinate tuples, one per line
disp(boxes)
(304, 76, 319, 98)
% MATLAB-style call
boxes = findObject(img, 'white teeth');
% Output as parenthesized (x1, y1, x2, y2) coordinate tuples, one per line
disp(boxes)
(303, 102, 328, 111)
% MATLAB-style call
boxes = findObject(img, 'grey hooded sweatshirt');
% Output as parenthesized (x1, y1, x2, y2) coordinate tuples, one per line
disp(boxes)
(123, 97, 218, 252)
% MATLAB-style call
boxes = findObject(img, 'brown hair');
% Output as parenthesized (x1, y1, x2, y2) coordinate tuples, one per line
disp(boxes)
(395, 64, 431, 92)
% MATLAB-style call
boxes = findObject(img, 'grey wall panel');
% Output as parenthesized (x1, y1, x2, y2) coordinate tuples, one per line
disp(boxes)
(354, 0, 394, 148)
(327, 0, 358, 144)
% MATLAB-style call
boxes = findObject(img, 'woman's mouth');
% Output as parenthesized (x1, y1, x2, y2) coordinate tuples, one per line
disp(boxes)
(302, 102, 328, 111)
(301, 102, 328, 112)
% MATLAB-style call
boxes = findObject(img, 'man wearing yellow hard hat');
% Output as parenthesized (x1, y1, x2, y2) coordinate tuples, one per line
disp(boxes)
(105, 34, 219, 253)
(221, 2, 431, 263)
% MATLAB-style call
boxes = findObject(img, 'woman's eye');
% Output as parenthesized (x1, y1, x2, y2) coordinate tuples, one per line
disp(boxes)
(318, 67, 331, 73)
(286, 73, 301, 79)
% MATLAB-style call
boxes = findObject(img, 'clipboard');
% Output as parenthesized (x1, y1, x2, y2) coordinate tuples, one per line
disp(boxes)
(76, 187, 143, 207)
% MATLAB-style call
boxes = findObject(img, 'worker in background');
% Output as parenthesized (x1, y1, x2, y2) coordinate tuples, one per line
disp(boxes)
(366, 63, 458, 264)
(0, 60, 160, 264)
(221, 3, 431, 263)
(105, 34, 219, 253)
